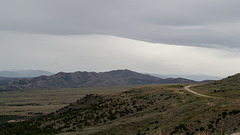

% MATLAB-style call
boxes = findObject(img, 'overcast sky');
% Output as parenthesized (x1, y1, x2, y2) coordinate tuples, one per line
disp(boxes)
(1, 0, 240, 79)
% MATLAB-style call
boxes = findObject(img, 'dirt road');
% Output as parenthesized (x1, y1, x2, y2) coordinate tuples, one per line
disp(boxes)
(184, 84, 215, 98)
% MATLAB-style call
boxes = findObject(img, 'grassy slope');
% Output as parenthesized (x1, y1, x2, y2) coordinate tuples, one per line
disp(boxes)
(1, 84, 240, 135)
(193, 73, 240, 98)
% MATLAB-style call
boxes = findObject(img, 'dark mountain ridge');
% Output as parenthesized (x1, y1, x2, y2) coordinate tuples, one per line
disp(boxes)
(0, 77, 15, 85)
(0, 69, 195, 90)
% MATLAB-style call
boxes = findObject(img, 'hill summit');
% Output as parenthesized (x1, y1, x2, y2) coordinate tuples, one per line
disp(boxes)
(0, 69, 194, 90)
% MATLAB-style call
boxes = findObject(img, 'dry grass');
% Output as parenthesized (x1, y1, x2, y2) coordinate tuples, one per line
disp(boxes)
(2, 84, 240, 135)
(0, 85, 139, 116)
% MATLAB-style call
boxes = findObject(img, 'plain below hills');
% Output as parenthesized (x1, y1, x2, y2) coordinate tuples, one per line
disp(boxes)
(0, 69, 195, 90)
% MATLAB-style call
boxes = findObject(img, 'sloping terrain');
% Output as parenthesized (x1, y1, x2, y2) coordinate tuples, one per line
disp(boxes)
(193, 73, 240, 98)
(0, 77, 14, 85)
(1, 84, 240, 135)
(0, 69, 195, 90)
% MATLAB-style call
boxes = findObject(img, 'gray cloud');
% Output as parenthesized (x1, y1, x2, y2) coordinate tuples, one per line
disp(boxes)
(1, 0, 240, 48)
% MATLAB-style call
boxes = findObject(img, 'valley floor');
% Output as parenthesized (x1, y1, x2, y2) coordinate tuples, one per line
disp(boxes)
(0, 85, 137, 123)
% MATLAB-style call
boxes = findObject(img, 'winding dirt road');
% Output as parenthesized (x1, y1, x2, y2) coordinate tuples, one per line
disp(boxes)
(184, 84, 215, 98)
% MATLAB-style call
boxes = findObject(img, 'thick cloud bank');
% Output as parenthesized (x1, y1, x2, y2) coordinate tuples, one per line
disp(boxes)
(1, 0, 240, 48)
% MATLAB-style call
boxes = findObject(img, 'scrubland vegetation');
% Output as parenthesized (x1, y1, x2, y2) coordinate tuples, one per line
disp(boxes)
(1, 83, 240, 135)
(0, 85, 136, 123)
(194, 73, 240, 98)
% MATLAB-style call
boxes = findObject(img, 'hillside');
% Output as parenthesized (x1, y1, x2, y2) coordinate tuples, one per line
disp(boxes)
(193, 73, 240, 98)
(1, 84, 240, 135)
(0, 69, 195, 90)
(0, 77, 14, 85)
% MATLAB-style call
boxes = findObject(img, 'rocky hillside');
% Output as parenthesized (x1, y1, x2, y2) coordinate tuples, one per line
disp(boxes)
(0, 77, 14, 85)
(0, 69, 195, 90)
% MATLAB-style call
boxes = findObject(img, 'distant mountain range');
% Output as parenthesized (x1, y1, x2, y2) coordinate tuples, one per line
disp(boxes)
(0, 69, 195, 90)
(149, 73, 221, 81)
(0, 70, 53, 78)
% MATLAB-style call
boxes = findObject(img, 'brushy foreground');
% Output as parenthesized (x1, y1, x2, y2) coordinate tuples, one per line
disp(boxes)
(1, 84, 240, 135)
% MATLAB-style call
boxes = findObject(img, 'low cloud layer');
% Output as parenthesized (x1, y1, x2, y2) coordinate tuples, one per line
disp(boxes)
(1, 0, 240, 48)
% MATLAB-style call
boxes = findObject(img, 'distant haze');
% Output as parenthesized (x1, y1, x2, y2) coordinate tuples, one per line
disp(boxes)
(149, 73, 221, 81)
(0, 70, 53, 78)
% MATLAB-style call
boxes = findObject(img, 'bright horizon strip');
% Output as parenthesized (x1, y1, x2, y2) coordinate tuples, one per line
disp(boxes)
(0, 31, 240, 77)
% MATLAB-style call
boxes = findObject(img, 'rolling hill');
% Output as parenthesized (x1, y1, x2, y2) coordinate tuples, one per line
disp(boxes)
(0, 69, 195, 90)
(193, 73, 240, 98)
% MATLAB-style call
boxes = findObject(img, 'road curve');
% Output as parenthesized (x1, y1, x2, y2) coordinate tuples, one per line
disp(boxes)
(184, 84, 215, 98)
